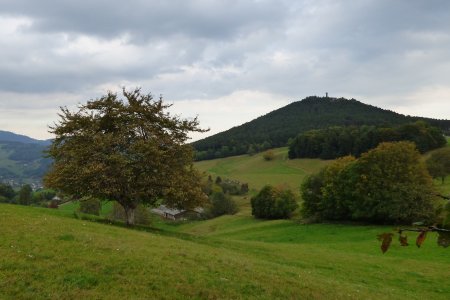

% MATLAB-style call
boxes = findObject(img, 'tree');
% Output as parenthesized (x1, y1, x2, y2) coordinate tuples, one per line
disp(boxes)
(44, 88, 208, 225)
(251, 185, 298, 219)
(350, 142, 437, 223)
(426, 147, 450, 184)
(301, 142, 438, 224)
(208, 191, 238, 217)
(301, 156, 356, 221)
(0, 183, 15, 203)
(18, 184, 32, 206)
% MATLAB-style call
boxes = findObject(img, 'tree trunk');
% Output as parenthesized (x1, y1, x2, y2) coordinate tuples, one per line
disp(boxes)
(124, 206, 136, 226)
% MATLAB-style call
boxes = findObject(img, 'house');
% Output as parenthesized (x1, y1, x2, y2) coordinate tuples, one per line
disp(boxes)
(151, 205, 204, 220)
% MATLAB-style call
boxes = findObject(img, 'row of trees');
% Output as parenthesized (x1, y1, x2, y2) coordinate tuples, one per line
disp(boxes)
(288, 121, 446, 159)
(0, 183, 57, 206)
(301, 142, 439, 224)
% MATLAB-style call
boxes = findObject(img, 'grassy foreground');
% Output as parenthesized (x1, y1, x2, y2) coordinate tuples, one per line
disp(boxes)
(1, 204, 450, 299)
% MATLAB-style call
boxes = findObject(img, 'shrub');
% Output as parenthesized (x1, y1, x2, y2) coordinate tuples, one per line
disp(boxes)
(251, 185, 298, 219)
(263, 150, 275, 161)
(209, 191, 238, 217)
(79, 196, 102, 216)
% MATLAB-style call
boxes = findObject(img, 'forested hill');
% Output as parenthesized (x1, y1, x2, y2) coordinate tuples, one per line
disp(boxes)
(193, 96, 450, 160)
(0, 131, 52, 188)
(0, 130, 51, 145)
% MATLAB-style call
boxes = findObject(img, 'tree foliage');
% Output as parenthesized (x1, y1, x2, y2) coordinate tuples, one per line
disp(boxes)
(0, 183, 15, 203)
(44, 88, 208, 225)
(426, 147, 450, 183)
(18, 184, 32, 206)
(79, 196, 102, 216)
(301, 142, 438, 224)
(251, 185, 298, 219)
(208, 191, 238, 217)
(289, 121, 446, 160)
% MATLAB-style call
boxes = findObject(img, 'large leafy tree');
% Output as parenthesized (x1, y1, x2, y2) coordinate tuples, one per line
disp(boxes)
(301, 142, 438, 224)
(44, 88, 208, 225)
(426, 147, 450, 184)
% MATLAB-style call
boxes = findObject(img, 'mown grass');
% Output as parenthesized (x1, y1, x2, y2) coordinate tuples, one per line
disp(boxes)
(1, 204, 450, 299)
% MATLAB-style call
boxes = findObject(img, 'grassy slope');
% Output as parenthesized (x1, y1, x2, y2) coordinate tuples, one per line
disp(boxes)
(1, 204, 450, 299)
(2, 140, 449, 299)
(195, 147, 331, 194)
(5, 136, 450, 298)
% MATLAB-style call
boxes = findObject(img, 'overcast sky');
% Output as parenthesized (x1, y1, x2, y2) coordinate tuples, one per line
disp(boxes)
(1, 0, 449, 140)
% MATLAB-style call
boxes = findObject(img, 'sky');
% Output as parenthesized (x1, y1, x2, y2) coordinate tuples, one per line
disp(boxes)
(1, 0, 449, 141)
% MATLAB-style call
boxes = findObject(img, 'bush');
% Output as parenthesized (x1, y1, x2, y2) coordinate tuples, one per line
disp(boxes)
(79, 196, 102, 216)
(209, 191, 238, 217)
(251, 185, 298, 219)
(263, 150, 275, 161)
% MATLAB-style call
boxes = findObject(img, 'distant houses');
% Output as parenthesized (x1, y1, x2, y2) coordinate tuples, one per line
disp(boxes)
(151, 205, 203, 220)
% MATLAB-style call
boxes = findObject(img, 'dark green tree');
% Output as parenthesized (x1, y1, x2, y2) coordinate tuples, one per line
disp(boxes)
(251, 185, 298, 219)
(45, 88, 208, 225)
(301, 156, 356, 221)
(18, 184, 32, 206)
(0, 183, 15, 203)
(301, 142, 438, 224)
(209, 191, 238, 217)
(426, 147, 450, 184)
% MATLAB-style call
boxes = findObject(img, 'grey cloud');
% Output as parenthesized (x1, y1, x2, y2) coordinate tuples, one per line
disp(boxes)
(0, 0, 449, 118)
(0, 0, 288, 41)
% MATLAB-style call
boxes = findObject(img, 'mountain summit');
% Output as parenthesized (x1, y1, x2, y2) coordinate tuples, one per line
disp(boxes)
(193, 96, 450, 160)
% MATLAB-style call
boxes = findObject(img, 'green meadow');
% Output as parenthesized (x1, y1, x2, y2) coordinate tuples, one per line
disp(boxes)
(195, 147, 331, 194)
(1, 142, 449, 299)
(1, 204, 450, 299)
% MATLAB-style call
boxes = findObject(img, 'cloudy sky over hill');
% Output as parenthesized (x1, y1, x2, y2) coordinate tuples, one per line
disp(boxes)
(1, 0, 449, 140)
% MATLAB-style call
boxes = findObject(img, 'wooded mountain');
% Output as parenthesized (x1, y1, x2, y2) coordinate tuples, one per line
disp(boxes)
(0, 131, 52, 188)
(193, 96, 450, 160)
(0, 130, 51, 145)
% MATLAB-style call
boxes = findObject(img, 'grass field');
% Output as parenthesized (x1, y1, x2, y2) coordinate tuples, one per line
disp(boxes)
(195, 147, 331, 194)
(1, 142, 449, 299)
(1, 204, 450, 299)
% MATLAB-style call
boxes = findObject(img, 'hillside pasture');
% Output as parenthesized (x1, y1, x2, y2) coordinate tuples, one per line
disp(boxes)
(195, 147, 331, 194)
(1, 204, 450, 299)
